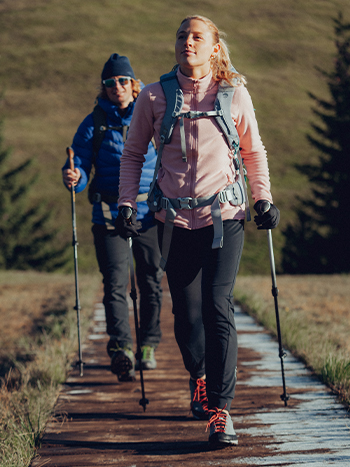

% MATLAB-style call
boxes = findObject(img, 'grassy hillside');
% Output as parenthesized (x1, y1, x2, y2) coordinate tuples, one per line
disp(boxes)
(1, 0, 349, 273)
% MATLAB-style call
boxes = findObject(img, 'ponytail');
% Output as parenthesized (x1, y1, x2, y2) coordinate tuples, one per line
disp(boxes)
(212, 38, 247, 86)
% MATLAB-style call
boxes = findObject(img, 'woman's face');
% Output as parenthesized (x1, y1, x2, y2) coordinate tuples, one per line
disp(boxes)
(105, 76, 134, 109)
(175, 19, 220, 79)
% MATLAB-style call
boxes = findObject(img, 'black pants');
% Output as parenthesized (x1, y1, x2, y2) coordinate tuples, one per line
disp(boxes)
(158, 219, 244, 411)
(92, 224, 163, 349)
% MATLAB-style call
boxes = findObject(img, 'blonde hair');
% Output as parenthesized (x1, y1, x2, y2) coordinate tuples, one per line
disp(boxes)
(97, 78, 142, 101)
(177, 15, 246, 86)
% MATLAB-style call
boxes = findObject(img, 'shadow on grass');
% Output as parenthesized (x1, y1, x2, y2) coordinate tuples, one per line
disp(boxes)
(0, 352, 34, 389)
(30, 298, 69, 337)
(0, 300, 71, 389)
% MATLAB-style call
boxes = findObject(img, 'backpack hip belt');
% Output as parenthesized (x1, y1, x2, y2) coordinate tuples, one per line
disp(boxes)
(160, 180, 243, 211)
(158, 180, 245, 270)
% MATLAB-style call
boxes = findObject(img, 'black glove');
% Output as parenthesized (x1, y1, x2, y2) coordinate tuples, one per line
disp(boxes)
(115, 206, 142, 239)
(254, 200, 280, 230)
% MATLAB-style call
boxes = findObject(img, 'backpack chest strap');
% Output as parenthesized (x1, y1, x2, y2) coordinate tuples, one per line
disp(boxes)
(99, 124, 129, 143)
(175, 110, 224, 162)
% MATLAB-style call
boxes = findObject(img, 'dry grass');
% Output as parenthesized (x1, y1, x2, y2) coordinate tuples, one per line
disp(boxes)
(235, 274, 350, 406)
(1, 275, 72, 347)
(0, 270, 101, 467)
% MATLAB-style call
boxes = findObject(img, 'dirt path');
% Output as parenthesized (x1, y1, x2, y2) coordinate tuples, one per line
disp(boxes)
(31, 280, 350, 466)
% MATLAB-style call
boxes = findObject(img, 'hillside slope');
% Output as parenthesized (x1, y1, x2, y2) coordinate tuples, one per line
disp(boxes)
(1, 0, 349, 273)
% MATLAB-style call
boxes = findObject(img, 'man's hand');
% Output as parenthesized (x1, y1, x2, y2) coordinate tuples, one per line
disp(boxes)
(63, 168, 81, 189)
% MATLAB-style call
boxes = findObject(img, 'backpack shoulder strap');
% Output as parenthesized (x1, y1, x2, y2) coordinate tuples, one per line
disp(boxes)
(148, 69, 184, 198)
(92, 104, 107, 166)
(214, 66, 241, 154)
(159, 68, 184, 144)
(215, 72, 251, 221)
(214, 81, 240, 153)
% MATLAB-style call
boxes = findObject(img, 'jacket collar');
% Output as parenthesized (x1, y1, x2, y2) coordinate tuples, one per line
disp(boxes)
(176, 67, 217, 93)
(98, 97, 135, 122)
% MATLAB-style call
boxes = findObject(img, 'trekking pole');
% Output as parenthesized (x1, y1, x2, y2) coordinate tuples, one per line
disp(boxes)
(266, 229, 289, 406)
(261, 201, 289, 406)
(128, 237, 149, 411)
(66, 146, 84, 377)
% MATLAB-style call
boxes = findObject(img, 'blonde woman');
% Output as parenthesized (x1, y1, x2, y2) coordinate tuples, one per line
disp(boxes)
(117, 17, 279, 448)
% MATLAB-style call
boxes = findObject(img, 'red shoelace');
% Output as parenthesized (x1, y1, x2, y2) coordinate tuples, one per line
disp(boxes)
(206, 406, 227, 433)
(192, 378, 209, 413)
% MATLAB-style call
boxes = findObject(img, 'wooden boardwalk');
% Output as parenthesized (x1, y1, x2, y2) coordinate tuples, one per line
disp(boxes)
(31, 280, 350, 466)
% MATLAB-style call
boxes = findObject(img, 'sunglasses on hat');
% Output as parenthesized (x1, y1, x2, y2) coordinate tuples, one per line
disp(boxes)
(102, 77, 132, 87)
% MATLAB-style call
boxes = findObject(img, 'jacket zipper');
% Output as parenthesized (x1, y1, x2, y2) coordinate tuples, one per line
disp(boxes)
(189, 81, 199, 229)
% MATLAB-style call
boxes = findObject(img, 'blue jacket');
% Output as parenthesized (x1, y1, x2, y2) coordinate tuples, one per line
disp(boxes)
(62, 97, 157, 230)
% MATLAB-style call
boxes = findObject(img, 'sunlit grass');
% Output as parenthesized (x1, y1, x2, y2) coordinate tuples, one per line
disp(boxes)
(235, 274, 350, 407)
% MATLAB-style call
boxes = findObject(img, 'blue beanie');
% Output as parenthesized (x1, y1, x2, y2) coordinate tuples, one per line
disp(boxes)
(101, 53, 135, 81)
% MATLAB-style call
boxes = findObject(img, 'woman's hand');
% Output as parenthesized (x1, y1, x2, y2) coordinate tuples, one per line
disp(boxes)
(115, 206, 141, 238)
(254, 200, 280, 230)
(63, 168, 81, 189)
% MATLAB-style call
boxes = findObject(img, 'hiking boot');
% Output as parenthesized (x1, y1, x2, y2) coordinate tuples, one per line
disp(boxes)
(190, 378, 209, 420)
(107, 341, 135, 382)
(207, 407, 238, 449)
(135, 345, 157, 371)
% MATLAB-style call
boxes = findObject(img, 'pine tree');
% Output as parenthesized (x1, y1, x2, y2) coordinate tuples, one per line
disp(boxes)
(0, 121, 70, 271)
(282, 13, 350, 273)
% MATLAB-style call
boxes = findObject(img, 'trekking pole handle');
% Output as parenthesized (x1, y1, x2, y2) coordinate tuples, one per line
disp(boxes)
(67, 146, 75, 171)
(261, 200, 271, 214)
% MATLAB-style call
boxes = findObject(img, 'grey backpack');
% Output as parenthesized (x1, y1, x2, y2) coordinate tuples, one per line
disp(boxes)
(147, 68, 250, 270)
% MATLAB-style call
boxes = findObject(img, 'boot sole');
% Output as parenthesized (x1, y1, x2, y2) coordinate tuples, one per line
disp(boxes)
(209, 432, 239, 449)
(111, 351, 135, 382)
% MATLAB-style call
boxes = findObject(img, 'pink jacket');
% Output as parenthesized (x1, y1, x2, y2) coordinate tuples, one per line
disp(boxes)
(119, 68, 273, 230)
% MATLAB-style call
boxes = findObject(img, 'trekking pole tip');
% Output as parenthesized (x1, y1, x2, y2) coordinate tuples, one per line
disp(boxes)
(280, 393, 290, 406)
(139, 397, 149, 412)
(76, 360, 84, 377)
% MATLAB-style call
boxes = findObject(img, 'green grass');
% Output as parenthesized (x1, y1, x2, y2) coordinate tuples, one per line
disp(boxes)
(1, 0, 350, 274)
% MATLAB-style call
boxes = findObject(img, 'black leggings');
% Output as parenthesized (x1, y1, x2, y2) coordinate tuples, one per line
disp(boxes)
(158, 219, 244, 411)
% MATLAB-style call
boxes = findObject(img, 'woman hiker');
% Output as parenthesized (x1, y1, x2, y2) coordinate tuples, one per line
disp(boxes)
(62, 53, 163, 382)
(115, 16, 280, 448)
